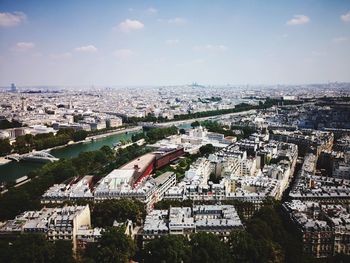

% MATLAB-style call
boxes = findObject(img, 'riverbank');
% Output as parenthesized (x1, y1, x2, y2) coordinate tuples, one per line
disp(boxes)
(34, 126, 143, 154)
(0, 129, 140, 183)
(0, 109, 256, 183)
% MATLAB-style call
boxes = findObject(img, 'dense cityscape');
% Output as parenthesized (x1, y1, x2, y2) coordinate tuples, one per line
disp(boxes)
(0, 83, 349, 262)
(1, 1, 350, 263)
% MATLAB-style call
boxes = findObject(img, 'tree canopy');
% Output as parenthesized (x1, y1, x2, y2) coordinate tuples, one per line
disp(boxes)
(0, 119, 22, 130)
(0, 146, 115, 220)
(0, 138, 11, 156)
(84, 227, 135, 263)
(5, 128, 89, 155)
(0, 234, 75, 263)
(92, 199, 145, 227)
(143, 235, 191, 263)
(132, 126, 178, 144)
(199, 144, 215, 155)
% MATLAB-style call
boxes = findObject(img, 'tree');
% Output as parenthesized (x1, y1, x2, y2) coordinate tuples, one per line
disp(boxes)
(13, 135, 30, 154)
(51, 240, 75, 263)
(11, 130, 74, 154)
(199, 144, 215, 155)
(228, 230, 278, 263)
(24, 134, 35, 145)
(57, 128, 75, 138)
(0, 234, 76, 263)
(73, 130, 88, 142)
(143, 235, 191, 263)
(93, 150, 108, 164)
(154, 199, 193, 210)
(190, 232, 231, 263)
(131, 133, 146, 142)
(0, 138, 12, 156)
(10, 234, 54, 263)
(146, 126, 178, 143)
(86, 227, 135, 263)
(0, 119, 22, 129)
(179, 128, 186, 134)
(0, 239, 12, 262)
(100, 145, 115, 158)
(92, 199, 145, 227)
(46, 159, 78, 183)
(191, 121, 200, 128)
(227, 201, 304, 263)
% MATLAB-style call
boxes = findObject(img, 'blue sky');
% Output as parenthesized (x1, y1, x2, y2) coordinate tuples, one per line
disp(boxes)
(0, 0, 349, 86)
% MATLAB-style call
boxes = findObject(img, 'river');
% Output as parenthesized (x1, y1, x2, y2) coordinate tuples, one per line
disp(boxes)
(0, 131, 136, 183)
(0, 116, 243, 183)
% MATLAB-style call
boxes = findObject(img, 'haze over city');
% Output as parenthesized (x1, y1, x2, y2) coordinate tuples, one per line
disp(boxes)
(1, 1, 350, 263)
(0, 0, 350, 86)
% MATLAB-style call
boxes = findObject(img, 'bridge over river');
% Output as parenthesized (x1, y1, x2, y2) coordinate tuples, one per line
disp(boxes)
(7, 151, 59, 163)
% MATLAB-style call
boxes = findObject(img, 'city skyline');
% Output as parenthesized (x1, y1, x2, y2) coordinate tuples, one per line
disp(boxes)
(1, 1, 350, 262)
(0, 0, 350, 86)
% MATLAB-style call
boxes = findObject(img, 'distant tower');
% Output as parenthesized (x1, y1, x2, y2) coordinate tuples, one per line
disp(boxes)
(10, 83, 17, 93)
(69, 99, 73, 109)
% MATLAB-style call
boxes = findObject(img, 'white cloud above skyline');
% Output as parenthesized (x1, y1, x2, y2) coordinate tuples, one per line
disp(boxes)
(0, 11, 26, 27)
(13, 42, 35, 51)
(118, 19, 144, 32)
(340, 11, 350, 22)
(75, 45, 98, 52)
(286, 15, 310, 25)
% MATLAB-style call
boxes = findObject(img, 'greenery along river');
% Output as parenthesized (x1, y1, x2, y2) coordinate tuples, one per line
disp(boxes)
(0, 131, 136, 183)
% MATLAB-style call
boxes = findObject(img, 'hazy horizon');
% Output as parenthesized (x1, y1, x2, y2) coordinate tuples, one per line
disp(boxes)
(2, 82, 350, 91)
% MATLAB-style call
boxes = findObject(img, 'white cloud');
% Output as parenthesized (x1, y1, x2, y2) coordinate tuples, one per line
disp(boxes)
(147, 7, 158, 14)
(50, 52, 72, 59)
(113, 49, 134, 59)
(118, 19, 144, 32)
(166, 39, 179, 45)
(75, 45, 98, 52)
(0, 12, 26, 27)
(286, 15, 310, 25)
(340, 11, 350, 22)
(168, 17, 187, 25)
(332, 36, 348, 43)
(13, 42, 35, 51)
(193, 44, 228, 52)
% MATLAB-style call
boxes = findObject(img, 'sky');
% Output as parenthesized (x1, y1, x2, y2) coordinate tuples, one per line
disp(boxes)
(0, 0, 349, 86)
